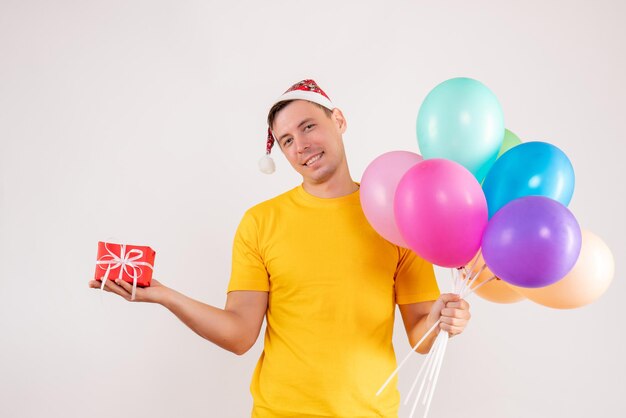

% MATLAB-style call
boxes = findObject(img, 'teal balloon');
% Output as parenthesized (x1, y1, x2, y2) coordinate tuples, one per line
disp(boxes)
(482, 141, 575, 218)
(417, 77, 505, 182)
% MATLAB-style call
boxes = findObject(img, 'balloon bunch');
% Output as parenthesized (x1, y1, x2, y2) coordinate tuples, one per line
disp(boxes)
(365, 77, 615, 417)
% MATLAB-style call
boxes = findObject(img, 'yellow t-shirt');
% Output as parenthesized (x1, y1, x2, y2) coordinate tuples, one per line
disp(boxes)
(228, 184, 440, 418)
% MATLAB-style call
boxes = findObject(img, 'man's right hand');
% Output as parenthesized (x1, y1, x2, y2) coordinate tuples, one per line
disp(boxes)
(88, 277, 168, 304)
(88, 277, 268, 355)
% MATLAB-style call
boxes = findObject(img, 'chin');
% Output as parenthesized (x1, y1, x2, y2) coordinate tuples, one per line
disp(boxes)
(307, 169, 335, 184)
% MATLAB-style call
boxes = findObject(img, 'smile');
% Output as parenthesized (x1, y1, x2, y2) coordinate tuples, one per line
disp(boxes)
(303, 152, 324, 167)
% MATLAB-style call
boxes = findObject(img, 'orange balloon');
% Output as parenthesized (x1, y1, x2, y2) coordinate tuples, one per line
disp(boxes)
(467, 253, 525, 304)
(512, 229, 614, 309)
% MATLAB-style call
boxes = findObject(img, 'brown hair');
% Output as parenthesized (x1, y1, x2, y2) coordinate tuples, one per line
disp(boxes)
(267, 100, 333, 131)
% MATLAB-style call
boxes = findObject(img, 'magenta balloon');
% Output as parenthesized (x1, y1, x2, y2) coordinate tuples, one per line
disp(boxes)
(394, 159, 488, 267)
(360, 151, 423, 247)
(482, 196, 582, 288)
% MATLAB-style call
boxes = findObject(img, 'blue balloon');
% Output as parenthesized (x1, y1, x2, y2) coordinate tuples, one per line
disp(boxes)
(482, 141, 575, 218)
(417, 77, 505, 182)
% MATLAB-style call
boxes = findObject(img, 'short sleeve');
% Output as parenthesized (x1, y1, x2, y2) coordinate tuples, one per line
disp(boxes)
(394, 248, 440, 305)
(227, 211, 270, 293)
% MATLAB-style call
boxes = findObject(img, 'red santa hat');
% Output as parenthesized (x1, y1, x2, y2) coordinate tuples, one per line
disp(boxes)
(259, 79, 335, 174)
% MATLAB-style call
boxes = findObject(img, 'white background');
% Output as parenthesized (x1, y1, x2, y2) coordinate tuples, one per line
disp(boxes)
(1, 1, 624, 417)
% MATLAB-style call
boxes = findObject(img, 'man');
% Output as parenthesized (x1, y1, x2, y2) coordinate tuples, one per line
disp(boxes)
(89, 79, 471, 417)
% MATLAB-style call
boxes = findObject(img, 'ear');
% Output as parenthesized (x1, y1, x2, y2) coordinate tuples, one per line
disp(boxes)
(331, 108, 347, 134)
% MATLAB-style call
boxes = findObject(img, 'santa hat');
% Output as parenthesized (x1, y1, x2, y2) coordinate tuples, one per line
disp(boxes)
(259, 79, 335, 174)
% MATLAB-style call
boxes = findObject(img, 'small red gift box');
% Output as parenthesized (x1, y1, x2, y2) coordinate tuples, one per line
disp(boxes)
(95, 241, 156, 288)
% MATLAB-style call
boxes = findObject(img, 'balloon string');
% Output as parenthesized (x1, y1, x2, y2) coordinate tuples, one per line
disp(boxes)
(376, 274, 495, 397)
(461, 263, 487, 296)
(408, 333, 445, 418)
(376, 318, 441, 396)
(456, 268, 464, 294)
(423, 332, 449, 418)
(402, 271, 496, 417)
(407, 331, 449, 418)
(453, 268, 465, 294)
(405, 331, 441, 405)
(409, 334, 442, 416)
(423, 332, 445, 405)
(464, 249, 483, 280)
(463, 275, 496, 297)
(452, 269, 459, 294)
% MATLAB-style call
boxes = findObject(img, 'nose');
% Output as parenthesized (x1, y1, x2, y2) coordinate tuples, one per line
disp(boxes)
(295, 136, 310, 153)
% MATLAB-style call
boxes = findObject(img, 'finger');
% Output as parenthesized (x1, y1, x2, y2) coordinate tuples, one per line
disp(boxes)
(103, 279, 132, 300)
(90, 280, 115, 293)
(445, 299, 470, 310)
(115, 279, 131, 291)
(441, 307, 471, 320)
(114, 279, 139, 301)
(440, 323, 465, 336)
(440, 316, 468, 327)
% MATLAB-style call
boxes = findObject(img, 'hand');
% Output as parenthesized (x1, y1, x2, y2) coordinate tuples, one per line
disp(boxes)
(88, 277, 167, 303)
(426, 293, 471, 337)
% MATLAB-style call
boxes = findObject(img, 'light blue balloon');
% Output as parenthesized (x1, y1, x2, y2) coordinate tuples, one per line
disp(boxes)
(482, 141, 575, 218)
(417, 77, 505, 182)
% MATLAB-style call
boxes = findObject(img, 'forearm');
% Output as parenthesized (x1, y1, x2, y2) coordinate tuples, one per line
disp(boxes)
(408, 314, 439, 355)
(156, 287, 251, 355)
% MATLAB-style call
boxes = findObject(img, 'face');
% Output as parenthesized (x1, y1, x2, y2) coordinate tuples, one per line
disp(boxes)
(271, 100, 348, 185)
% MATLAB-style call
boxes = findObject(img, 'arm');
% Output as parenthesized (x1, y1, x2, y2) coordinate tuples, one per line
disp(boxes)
(89, 278, 267, 356)
(399, 294, 471, 355)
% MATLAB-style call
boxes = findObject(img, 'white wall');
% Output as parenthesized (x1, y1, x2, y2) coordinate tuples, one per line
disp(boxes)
(1, 1, 624, 417)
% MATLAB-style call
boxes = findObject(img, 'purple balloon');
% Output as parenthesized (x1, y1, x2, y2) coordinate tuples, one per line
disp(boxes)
(482, 196, 582, 288)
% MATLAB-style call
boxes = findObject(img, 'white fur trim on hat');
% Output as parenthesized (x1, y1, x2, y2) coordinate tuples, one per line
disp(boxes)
(273, 90, 335, 111)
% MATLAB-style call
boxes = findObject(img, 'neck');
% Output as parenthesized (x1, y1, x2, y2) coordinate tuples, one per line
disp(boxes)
(302, 168, 358, 199)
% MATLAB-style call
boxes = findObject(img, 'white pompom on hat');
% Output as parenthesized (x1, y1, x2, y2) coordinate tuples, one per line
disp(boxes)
(259, 79, 335, 174)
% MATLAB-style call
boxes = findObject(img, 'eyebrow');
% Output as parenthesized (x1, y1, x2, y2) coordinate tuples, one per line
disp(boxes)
(278, 118, 315, 142)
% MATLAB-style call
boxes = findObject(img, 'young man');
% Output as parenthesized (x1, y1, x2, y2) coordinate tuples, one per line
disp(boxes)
(89, 79, 471, 417)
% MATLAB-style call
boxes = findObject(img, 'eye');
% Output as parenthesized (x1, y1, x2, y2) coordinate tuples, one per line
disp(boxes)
(304, 124, 315, 132)
(283, 137, 293, 147)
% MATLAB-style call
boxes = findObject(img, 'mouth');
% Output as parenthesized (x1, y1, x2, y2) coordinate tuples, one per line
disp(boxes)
(302, 152, 324, 167)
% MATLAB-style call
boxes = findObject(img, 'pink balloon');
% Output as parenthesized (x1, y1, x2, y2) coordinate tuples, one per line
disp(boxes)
(394, 159, 488, 267)
(360, 151, 423, 247)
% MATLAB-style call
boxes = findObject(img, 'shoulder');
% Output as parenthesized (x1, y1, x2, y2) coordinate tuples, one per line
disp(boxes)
(245, 186, 299, 218)
(234, 187, 300, 233)
(234, 187, 299, 241)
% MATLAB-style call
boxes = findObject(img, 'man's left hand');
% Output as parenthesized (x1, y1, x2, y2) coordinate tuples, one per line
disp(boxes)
(427, 293, 471, 337)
